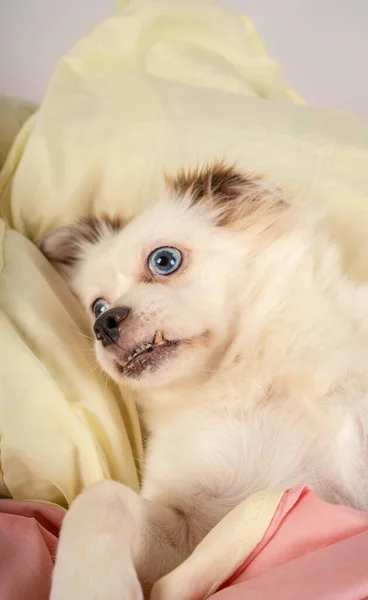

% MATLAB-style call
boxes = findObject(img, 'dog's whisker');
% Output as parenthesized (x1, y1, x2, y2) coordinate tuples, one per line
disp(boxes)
(72, 330, 94, 342)
(87, 362, 102, 375)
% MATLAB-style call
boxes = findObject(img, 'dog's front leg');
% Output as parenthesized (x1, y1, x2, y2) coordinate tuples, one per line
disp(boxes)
(50, 480, 192, 600)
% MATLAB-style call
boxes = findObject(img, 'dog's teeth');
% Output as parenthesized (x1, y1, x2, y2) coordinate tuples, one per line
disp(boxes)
(121, 341, 156, 366)
(154, 331, 164, 345)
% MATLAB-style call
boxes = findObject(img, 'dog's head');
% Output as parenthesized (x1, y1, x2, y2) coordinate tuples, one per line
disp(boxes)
(41, 162, 287, 390)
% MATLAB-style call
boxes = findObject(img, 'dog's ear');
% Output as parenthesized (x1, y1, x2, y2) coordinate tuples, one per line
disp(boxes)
(166, 161, 287, 229)
(40, 216, 123, 269)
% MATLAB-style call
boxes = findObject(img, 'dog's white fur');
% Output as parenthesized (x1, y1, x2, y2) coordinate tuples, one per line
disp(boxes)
(42, 163, 368, 600)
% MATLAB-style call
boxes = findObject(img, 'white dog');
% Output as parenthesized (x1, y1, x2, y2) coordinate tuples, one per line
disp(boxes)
(41, 162, 368, 600)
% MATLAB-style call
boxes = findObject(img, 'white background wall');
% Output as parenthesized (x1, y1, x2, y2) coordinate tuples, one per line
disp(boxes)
(1, 0, 368, 117)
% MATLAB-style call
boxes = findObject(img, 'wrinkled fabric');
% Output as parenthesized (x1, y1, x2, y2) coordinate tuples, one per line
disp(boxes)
(5, 487, 368, 600)
(0, 499, 64, 600)
(0, 222, 141, 504)
(217, 486, 368, 599)
(156, 486, 368, 600)
(0, 97, 37, 171)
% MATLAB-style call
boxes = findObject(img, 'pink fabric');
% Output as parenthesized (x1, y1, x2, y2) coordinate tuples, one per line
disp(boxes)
(0, 499, 64, 600)
(211, 485, 368, 600)
(1, 487, 368, 600)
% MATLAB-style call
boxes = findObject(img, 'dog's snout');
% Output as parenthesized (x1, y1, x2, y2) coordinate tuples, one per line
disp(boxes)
(93, 306, 130, 346)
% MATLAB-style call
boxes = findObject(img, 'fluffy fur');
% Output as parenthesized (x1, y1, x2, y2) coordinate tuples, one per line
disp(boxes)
(41, 161, 368, 600)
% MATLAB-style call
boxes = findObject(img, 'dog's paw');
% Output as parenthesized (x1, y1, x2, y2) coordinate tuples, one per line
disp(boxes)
(51, 480, 144, 600)
(51, 557, 144, 600)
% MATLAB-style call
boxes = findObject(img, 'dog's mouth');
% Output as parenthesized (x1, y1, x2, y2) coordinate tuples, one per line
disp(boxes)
(114, 331, 180, 378)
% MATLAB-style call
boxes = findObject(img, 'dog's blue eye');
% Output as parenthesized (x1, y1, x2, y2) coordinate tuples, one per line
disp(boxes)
(148, 247, 182, 276)
(92, 298, 108, 318)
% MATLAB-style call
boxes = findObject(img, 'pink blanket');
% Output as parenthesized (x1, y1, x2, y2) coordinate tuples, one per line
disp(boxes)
(0, 500, 64, 600)
(213, 486, 368, 600)
(1, 486, 368, 600)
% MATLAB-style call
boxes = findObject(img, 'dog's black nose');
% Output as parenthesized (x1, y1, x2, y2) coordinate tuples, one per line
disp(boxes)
(93, 306, 130, 346)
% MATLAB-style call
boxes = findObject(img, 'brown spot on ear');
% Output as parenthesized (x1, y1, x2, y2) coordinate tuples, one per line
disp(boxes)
(166, 160, 287, 228)
(40, 215, 123, 268)
(166, 161, 247, 205)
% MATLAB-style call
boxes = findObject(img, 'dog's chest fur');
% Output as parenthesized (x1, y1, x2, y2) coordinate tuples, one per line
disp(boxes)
(142, 381, 368, 541)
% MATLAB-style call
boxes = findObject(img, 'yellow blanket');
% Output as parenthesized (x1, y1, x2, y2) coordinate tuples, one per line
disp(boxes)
(1, 0, 368, 505)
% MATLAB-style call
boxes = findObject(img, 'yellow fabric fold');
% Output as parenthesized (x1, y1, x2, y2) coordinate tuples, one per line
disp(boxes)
(152, 489, 284, 600)
(0, 222, 141, 503)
